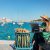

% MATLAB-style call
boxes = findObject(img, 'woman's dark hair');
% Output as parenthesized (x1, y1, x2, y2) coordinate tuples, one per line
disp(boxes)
(31, 23, 39, 32)
(41, 22, 46, 27)
(44, 18, 49, 22)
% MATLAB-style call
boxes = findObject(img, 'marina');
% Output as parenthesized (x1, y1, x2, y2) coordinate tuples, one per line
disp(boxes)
(0, 0, 50, 50)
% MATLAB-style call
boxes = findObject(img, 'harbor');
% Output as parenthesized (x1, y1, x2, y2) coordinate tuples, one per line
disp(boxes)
(0, 0, 50, 50)
(0, 17, 50, 50)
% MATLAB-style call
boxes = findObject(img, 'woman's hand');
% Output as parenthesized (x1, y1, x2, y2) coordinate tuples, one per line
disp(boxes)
(33, 40, 35, 45)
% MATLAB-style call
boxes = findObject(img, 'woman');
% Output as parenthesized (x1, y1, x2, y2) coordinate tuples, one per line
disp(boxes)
(41, 16, 50, 32)
(32, 23, 45, 50)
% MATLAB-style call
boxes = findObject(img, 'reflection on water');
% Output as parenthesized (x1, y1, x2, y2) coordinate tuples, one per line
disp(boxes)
(0, 22, 31, 40)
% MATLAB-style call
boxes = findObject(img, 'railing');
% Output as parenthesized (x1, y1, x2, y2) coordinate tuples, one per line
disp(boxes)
(15, 32, 33, 50)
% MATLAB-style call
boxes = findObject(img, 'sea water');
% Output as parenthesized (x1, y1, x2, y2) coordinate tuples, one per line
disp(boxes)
(0, 22, 32, 40)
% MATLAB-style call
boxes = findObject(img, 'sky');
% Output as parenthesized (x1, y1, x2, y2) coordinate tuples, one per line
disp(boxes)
(0, 0, 50, 22)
